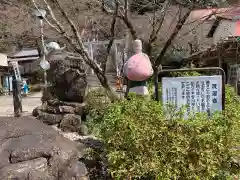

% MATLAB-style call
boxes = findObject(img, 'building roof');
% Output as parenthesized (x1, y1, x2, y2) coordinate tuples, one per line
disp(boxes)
(13, 49, 39, 57)
(8, 49, 40, 62)
(188, 6, 240, 22)
(195, 7, 240, 38)
(215, 7, 240, 20)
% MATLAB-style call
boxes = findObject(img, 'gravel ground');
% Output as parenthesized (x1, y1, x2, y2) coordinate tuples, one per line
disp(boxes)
(0, 91, 102, 144)
(0, 92, 97, 142)
(0, 92, 42, 117)
(52, 124, 96, 141)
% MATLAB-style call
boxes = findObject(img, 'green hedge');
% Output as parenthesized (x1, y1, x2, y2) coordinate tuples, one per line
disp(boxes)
(88, 85, 240, 179)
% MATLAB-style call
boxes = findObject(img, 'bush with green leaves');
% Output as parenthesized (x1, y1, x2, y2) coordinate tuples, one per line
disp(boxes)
(85, 87, 112, 120)
(169, 71, 201, 77)
(88, 86, 240, 179)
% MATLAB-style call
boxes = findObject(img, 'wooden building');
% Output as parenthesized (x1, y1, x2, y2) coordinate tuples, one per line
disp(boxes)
(0, 53, 12, 94)
(7, 49, 40, 76)
(183, 37, 240, 92)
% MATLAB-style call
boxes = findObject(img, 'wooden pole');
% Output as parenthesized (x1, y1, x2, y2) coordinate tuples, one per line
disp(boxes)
(12, 76, 22, 117)
(7, 74, 10, 95)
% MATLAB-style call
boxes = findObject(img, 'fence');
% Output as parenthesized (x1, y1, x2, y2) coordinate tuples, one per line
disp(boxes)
(228, 64, 240, 94)
(83, 39, 127, 75)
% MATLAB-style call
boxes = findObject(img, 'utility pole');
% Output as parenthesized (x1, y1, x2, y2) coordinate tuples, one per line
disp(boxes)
(32, 9, 50, 104)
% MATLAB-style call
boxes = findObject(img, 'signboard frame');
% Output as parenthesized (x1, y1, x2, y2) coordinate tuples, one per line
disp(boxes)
(154, 67, 226, 110)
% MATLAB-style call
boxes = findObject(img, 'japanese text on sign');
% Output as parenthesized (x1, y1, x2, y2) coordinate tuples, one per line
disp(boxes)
(162, 76, 222, 117)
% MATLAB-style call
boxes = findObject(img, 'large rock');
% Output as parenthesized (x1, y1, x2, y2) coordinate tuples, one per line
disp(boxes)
(32, 104, 59, 117)
(78, 124, 89, 136)
(47, 50, 87, 103)
(46, 100, 87, 117)
(59, 106, 76, 114)
(33, 102, 87, 126)
(60, 114, 81, 132)
(0, 116, 88, 180)
(37, 112, 63, 125)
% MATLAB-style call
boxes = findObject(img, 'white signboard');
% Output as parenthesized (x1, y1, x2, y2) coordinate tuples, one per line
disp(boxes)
(162, 76, 222, 117)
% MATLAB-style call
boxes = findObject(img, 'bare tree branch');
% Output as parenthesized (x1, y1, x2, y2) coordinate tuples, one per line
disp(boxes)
(102, 0, 119, 73)
(31, 0, 118, 99)
(118, 15, 137, 40)
(51, 0, 85, 51)
(51, 0, 114, 87)
(117, 0, 137, 40)
(149, 0, 170, 43)
(0, 0, 12, 6)
(177, 13, 213, 40)
(124, 0, 128, 17)
(145, 0, 171, 57)
(107, 1, 119, 55)
(184, 7, 235, 25)
(32, 0, 61, 33)
(50, 0, 109, 80)
(100, 0, 137, 40)
(154, 7, 193, 68)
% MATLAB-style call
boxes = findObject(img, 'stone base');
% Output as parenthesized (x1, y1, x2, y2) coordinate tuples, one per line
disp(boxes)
(33, 99, 88, 135)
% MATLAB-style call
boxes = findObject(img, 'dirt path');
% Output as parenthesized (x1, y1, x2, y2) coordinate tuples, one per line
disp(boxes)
(0, 92, 42, 117)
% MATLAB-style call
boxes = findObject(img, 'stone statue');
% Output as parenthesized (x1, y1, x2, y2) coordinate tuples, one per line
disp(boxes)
(33, 43, 88, 134)
(45, 44, 87, 103)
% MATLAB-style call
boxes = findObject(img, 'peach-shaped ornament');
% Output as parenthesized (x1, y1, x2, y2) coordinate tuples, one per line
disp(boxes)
(125, 53, 153, 81)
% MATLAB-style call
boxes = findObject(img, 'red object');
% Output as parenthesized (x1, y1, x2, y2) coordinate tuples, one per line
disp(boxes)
(124, 53, 153, 81)
(116, 76, 122, 90)
(235, 21, 240, 36)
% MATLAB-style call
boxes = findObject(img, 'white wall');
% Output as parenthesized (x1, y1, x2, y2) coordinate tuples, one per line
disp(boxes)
(0, 53, 8, 66)
(213, 20, 236, 44)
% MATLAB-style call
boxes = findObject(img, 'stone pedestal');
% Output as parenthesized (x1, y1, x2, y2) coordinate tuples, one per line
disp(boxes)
(33, 50, 89, 135)
(33, 99, 88, 135)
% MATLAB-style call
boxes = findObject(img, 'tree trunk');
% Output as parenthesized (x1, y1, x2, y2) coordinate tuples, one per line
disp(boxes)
(155, 9, 192, 67)
(144, 41, 152, 56)
(95, 68, 119, 101)
(74, 48, 118, 101)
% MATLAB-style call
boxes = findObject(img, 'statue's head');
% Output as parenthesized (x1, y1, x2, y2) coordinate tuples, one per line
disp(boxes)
(133, 39, 142, 54)
(45, 42, 61, 53)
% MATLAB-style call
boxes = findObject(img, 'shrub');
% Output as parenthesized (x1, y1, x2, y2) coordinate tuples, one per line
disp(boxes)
(169, 71, 201, 77)
(85, 87, 112, 121)
(88, 86, 240, 179)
